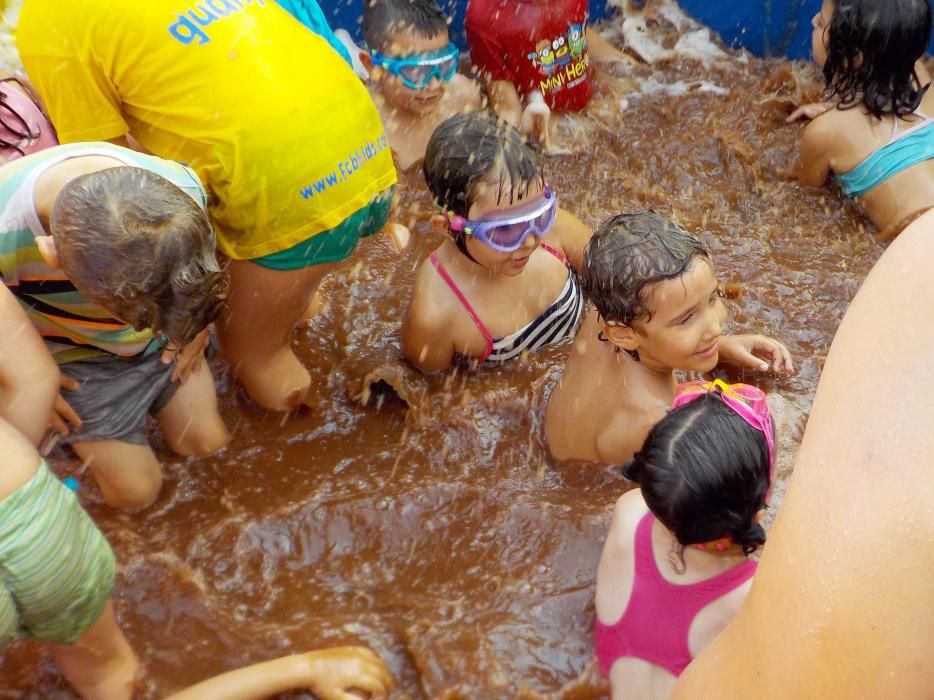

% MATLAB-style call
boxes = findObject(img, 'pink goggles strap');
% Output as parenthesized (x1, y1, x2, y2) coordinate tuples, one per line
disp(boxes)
(673, 379, 776, 488)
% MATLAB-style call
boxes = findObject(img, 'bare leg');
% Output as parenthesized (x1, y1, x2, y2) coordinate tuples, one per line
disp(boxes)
(49, 602, 138, 700)
(216, 259, 337, 411)
(156, 360, 229, 456)
(72, 440, 163, 511)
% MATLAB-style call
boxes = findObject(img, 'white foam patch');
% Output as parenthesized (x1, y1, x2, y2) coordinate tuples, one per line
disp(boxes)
(631, 76, 729, 98)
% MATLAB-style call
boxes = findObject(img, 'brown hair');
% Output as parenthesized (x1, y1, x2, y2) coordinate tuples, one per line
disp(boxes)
(50, 167, 227, 345)
(582, 210, 711, 326)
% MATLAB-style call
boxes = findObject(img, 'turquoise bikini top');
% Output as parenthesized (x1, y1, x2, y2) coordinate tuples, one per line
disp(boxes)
(836, 111, 934, 197)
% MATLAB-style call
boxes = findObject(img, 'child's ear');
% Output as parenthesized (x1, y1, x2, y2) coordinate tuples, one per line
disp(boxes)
(430, 213, 448, 234)
(603, 323, 640, 353)
(359, 50, 375, 73)
(35, 235, 61, 268)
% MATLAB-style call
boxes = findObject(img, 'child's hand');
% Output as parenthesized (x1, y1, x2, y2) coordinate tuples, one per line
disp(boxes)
(302, 646, 394, 700)
(163, 329, 210, 383)
(49, 374, 81, 436)
(719, 334, 794, 374)
(786, 102, 832, 123)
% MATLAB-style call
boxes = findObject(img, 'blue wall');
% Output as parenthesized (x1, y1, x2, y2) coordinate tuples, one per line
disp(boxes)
(318, 0, 612, 48)
(318, 0, 932, 60)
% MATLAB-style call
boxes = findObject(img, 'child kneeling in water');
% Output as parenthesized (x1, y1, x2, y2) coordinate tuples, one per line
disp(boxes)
(790, 0, 934, 240)
(595, 380, 774, 699)
(546, 211, 792, 464)
(402, 111, 590, 371)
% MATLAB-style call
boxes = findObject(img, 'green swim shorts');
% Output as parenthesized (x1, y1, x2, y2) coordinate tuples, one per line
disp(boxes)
(253, 186, 395, 270)
(0, 460, 115, 646)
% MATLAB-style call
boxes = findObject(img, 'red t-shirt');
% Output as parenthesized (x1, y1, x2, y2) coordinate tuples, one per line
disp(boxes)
(466, 0, 593, 112)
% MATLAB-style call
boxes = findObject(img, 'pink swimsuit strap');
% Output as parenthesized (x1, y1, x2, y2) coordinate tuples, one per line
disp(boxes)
(428, 244, 569, 362)
(594, 512, 757, 678)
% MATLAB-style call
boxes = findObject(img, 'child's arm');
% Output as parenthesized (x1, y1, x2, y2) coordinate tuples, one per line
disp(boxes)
(402, 277, 458, 372)
(165, 647, 393, 700)
(718, 334, 794, 374)
(0, 284, 60, 445)
(586, 27, 635, 64)
(553, 208, 592, 273)
(486, 80, 524, 129)
(797, 117, 836, 188)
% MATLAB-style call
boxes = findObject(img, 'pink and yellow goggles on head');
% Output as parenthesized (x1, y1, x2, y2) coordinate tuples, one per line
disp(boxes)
(447, 185, 558, 252)
(673, 379, 776, 489)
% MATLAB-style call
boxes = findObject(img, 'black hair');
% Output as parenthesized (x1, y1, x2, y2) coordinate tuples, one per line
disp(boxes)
(581, 210, 712, 327)
(628, 393, 771, 556)
(823, 0, 933, 118)
(362, 0, 449, 53)
(423, 111, 545, 258)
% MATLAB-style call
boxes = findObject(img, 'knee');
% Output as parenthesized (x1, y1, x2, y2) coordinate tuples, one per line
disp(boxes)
(100, 471, 162, 512)
(172, 422, 230, 457)
(238, 354, 312, 412)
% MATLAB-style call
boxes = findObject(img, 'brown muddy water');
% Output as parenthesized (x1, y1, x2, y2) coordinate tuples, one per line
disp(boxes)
(0, 9, 888, 700)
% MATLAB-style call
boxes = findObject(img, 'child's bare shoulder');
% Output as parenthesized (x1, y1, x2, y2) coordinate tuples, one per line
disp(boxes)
(596, 401, 667, 466)
(407, 251, 460, 328)
(606, 488, 649, 547)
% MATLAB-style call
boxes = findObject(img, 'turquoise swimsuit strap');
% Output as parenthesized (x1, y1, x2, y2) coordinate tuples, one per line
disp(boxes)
(836, 121, 934, 197)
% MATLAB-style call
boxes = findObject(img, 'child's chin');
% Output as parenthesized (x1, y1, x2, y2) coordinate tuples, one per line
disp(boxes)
(694, 353, 720, 373)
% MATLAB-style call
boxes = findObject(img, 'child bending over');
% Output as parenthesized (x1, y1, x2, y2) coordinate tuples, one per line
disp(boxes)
(402, 111, 590, 371)
(790, 0, 934, 240)
(18, 0, 397, 411)
(596, 380, 773, 699)
(362, 0, 482, 170)
(0, 282, 137, 700)
(546, 211, 792, 465)
(1, 143, 230, 511)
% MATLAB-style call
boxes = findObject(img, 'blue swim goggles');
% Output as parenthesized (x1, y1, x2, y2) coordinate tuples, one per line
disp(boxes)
(370, 43, 459, 89)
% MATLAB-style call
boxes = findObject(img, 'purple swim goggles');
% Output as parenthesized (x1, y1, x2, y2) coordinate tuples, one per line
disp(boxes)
(447, 185, 558, 252)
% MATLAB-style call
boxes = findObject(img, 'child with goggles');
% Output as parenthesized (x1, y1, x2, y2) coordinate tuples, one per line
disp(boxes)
(595, 379, 774, 698)
(546, 210, 794, 465)
(402, 111, 592, 371)
(361, 0, 482, 170)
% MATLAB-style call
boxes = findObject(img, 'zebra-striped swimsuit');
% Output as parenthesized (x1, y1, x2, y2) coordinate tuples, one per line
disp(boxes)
(429, 242, 585, 364)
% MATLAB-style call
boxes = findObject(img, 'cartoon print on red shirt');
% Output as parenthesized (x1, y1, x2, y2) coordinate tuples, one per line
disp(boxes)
(527, 18, 590, 97)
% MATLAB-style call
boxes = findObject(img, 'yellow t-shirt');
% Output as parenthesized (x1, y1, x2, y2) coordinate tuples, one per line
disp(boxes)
(17, 0, 397, 260)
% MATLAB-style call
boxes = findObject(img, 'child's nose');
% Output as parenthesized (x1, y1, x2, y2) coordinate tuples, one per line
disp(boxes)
(811, 13, 820, 29)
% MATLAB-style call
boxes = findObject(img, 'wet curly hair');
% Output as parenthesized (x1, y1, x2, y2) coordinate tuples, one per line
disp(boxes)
(423, 111, 545, 219)
(823, 0, 933, 118)
(628, 392, 772, 556)
(581, 210, 711, 327)
(50, 167, 228, 346)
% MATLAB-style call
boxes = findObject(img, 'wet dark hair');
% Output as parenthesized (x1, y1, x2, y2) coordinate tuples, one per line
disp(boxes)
(363, 0, 449, 53)
(51, 167, 228, 346)
(628, 393, 771, 556)
(423, 111, 545, 258)
(581, 210, 711, 327)
(823, 0, 933, 118)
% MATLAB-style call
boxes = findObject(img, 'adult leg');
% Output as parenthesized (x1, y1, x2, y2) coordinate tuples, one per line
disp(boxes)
(156, 358, 229, 456)
(72, 440, 162, 511)
(217, 259, 337, 411)
(49, 602, 138, 700)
